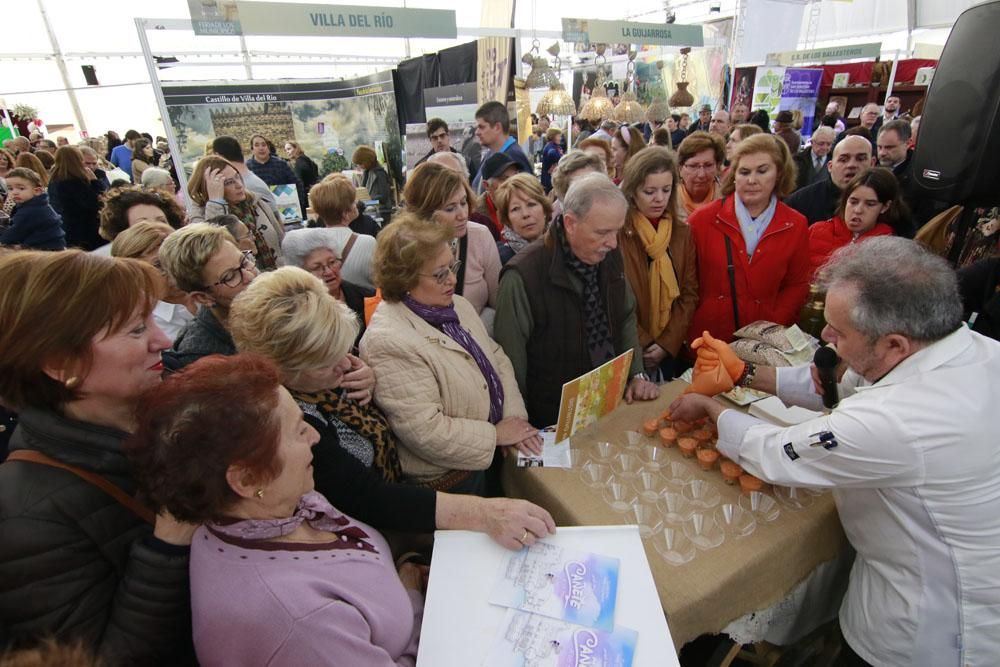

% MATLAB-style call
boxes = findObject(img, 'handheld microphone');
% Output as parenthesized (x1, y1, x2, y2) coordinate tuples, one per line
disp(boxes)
(813, 346, 841, 410)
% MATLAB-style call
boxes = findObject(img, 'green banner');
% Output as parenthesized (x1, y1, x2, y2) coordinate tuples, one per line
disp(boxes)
(188, 1, 457, 38)
(765, 42, 882, 66)
(562, 18, 703, 47)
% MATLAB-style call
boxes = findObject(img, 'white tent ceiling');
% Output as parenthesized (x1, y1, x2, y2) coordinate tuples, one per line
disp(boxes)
(0, 0, 985, 138)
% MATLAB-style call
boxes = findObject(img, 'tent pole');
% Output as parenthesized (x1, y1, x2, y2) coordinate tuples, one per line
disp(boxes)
(36, 0, 88, 137)
(135, 17, 190, 205)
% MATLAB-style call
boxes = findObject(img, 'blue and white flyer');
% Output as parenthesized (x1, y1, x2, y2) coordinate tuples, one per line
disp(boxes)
(483, 609, 638, 667)
(488, 542, 621, 631)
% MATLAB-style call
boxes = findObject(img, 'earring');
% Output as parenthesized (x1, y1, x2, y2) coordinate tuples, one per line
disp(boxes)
(255, 489, 264, 499)
(65, 377, 80, 389)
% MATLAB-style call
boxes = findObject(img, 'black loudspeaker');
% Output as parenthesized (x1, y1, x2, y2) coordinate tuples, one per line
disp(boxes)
(81, 65, 99, 86)
(912, 0, 1000, 203)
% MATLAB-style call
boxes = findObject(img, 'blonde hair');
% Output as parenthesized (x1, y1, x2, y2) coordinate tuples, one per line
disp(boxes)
(373, 212, 454, 302)
(110, 221, 175, 259)
(309, 174, 357, 223)
(551, 151, 606, 200)
(721, 134, 798, 200)
(494, 173, 552, 229)
(402, 162, 476, 222)
(158, 223, 234, 292)
(230, 267, 358, 376)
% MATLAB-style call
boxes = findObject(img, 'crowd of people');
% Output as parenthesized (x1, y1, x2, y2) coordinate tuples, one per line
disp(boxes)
(0, 88, 998, 667)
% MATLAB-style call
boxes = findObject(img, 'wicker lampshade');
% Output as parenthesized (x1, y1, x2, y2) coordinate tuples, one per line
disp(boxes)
(612, 90, 646, 124)
(646, 97, 671, 123)
(525, 56, 560, 89)
(669, 82, 694, 108)
(536, 82, 577, 117)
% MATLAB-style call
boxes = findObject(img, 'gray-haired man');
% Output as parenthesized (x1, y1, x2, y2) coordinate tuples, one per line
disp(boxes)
(671, 237, 1000, 667)
(495, 173, 658, 426)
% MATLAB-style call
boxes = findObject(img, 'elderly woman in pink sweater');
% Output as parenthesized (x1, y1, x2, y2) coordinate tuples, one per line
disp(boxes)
(128, 353, 423, 666)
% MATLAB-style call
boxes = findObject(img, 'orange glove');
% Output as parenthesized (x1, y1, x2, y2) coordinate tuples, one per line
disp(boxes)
(684, 360, 735, 396)
(690, 330, 745, 383)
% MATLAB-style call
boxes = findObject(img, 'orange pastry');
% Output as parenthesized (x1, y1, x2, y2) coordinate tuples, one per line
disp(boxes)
(696, 448, 720, 470)
(721, 461, 743, 485)
(692, 429, 713, 443)
(673, 420, 694, 434)
(658, 427, 678, 447)
(642, 418, 659, 437)
(677, 437, 698, 458)
(739, 474, 765, 496)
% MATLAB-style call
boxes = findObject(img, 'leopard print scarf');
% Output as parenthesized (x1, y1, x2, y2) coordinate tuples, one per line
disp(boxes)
(292, 388, 403, 483)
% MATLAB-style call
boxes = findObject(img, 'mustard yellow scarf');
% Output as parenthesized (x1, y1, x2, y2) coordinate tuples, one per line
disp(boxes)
(679, 181, 718, 217)
(631, 210, 680, 339)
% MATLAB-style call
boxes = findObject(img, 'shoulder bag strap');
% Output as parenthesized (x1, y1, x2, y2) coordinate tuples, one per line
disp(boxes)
(340, 232, 358, 263)
(5, 450, 155, 525)
(723, 231, 741, 331)
(454, 234, 469, 295)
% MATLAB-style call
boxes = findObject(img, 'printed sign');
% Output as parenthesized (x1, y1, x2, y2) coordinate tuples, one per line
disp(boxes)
(562, 18, 704, 47)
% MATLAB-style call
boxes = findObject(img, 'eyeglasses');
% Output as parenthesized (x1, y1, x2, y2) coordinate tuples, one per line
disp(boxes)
(209, 250, 256, 289)
(307, 257, 343, 274)
(419, 259, 462, 285)
(682, 162, 718, 173)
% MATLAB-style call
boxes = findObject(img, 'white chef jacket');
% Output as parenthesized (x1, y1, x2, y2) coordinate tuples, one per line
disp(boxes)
(717, 326, 1000, 666)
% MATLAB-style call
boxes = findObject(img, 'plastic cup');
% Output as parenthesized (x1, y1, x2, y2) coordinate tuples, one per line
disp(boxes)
(627, 502, 663, 538)
(580, 462, 613, 488)
(664, 461, 694, 488)
(611, 452, 644, 480)
(632, 471, 665, 503)
(720, 460, 743, 485)
(591, 441, 620, 463)
(683, 479, 721, 510)
(638, 443, 669, 470)
(715, 503, 757, 538)
(652, 526, 697, 565)
(774, 485, 816, 511)
(602, 481, 637, 512)
(622, 430, 643, 448)
(657, 490, 694, 524)
(740, 490, 781, 522)
(683, 513, 726, 550)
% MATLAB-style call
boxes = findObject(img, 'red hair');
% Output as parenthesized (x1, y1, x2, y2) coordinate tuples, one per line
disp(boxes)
(126, 354, 284, 522)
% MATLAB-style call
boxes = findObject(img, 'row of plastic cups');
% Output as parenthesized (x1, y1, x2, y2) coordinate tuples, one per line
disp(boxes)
(649, 504, 761, 565)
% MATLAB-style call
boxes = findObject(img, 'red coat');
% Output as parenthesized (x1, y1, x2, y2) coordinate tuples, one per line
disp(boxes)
(808, 216, 893, 276)
(687, 196, 811, 344)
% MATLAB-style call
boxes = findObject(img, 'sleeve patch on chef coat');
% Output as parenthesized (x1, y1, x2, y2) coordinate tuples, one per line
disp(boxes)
(783, 443, 800, 460)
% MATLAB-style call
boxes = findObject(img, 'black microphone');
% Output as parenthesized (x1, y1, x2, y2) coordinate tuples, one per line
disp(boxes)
(813, 346, 841, 410)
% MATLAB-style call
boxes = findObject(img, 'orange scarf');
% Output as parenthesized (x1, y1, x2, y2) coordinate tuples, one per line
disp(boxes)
(679, 181, 718, 218)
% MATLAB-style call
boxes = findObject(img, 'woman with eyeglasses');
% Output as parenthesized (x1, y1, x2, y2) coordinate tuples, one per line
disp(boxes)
(282, 227, 375, 343)
(403, 162, 501, 331)
(110, 221, 196, 342)
(187, 155, 285, 270)
(157, 223, 375, 406)
(676, 131, 726, 221)
(362, 213, 540, 496)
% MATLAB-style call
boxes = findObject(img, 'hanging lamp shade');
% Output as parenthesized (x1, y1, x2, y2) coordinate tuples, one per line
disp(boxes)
(646, 97, 671, 123)
(536, 82, 577, 117)
(669, 47, 695, 108)
(525, 56, 560, 89)
(579, 86, 616, 123)
(613, 90, 646, 124)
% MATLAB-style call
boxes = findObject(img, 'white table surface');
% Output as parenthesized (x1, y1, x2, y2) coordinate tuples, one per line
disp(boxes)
(418, 525, 679, 666)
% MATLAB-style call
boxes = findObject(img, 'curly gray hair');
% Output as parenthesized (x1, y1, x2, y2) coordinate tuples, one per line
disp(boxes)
(819, 237, 962, 342)
(280, 228, 340, 269)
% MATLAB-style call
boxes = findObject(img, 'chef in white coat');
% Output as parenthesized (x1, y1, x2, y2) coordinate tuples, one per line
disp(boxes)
(671, 237, 1000, 667)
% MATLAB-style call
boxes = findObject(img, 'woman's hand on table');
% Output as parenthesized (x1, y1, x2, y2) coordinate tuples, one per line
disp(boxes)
(496, 417, 538, 446)
(341, 354, 375, 405)
(625, 376, 660, 403)
(481, 497, 557, 550)
(504, 432, 544, 457)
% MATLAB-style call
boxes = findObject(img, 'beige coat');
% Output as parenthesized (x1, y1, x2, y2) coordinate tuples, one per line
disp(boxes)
(360, 295, 528, 484)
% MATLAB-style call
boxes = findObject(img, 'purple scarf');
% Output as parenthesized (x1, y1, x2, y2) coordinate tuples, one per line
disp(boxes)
(403, 296, 505, 424)
(209, 491, 376, 552)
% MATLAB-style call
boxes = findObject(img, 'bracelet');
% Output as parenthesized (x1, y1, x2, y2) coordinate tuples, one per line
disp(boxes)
(632, 372, 651, 383)
(737, 362, 757, 388)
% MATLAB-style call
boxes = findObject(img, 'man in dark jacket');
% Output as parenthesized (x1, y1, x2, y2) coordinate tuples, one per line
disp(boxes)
(787, 135, 872, 225)
(415, 118, 473, 179)
(494, 173, 658, 426)
(792, 126, 835, 191)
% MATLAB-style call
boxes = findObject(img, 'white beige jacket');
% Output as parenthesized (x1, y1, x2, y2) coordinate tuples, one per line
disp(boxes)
(360, 296, 527, 484)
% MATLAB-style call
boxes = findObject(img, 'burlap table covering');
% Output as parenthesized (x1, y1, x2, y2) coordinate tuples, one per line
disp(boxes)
(502, 380, 848, 651)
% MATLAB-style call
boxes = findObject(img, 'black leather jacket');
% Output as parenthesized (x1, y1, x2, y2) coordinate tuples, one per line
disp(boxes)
(0, 408, 195, 665)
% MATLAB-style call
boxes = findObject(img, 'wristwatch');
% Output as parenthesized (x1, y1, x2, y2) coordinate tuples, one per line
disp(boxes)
(631, 372, 651, 383)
